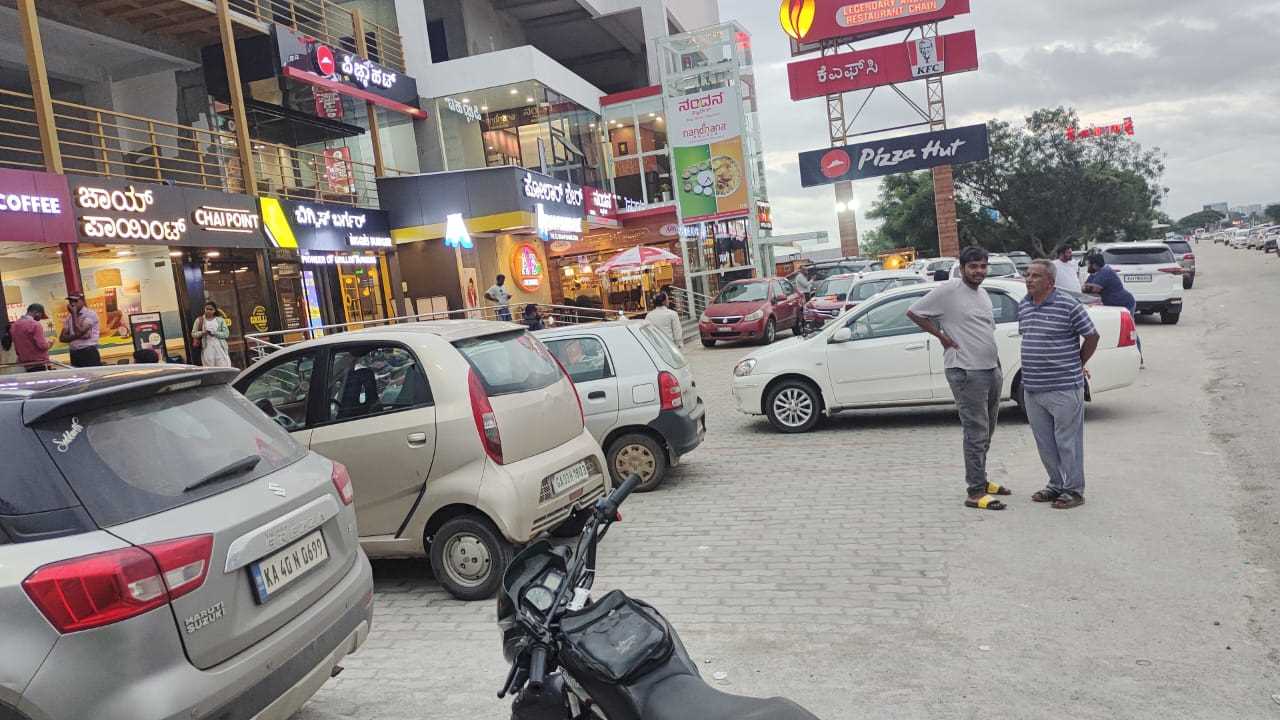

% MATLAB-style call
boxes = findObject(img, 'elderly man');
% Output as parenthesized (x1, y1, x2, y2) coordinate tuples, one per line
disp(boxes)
(907, 245, 1010, 510)
(1019, 260, 1100, 510)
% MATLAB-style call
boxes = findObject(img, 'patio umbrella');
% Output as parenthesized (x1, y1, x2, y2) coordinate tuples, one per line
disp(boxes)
(594, 245, 683, 274)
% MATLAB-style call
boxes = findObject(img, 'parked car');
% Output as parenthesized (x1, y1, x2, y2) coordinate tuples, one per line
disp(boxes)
(802, 270, 924, 329)
(1163, 237, 1197, 289)
(1, 366, 374, 720)
(1006, 251, 1032, 276)
(945, 254, 1020, 279)
(537, 320, 705, 492)
(729, 279, 1140, 432)
(699, 277, 804, 347)
(917, 256, 957, 280)
(805, 257, 877, 283)
(235, 321, 609, 600)
(1088, 242, 1184, 324)
(1264, 231, 1279, 253)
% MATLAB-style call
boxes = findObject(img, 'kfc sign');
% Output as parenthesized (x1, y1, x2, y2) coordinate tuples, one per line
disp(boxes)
(783, 0, 971, 48)
(787, 30, 978, 101)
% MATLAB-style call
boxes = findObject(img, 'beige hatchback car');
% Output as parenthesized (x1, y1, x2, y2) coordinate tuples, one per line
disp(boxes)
(234, 321, 609, 600)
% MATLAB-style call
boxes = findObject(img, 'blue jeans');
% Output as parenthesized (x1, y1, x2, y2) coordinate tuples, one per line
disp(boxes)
(496, 307, 512, 322)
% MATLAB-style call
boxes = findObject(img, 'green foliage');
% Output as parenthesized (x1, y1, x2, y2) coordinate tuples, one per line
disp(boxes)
(1266, 204, 1280, 224)
(1173, 209, 1225, 234)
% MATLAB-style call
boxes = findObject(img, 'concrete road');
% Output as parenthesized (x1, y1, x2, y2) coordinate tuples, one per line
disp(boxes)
(297, 241, 1279, 719)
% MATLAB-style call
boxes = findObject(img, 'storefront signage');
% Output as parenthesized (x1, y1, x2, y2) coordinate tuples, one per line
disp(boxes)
(783, 0, 972, 48)
(249, 305, 270, 332)
(536, 203, 583, 242)
(798, 123, 989, 187)
(128, 312, 167, 355)
(1067, 117, 1135, 141)
(787, 30, 979, 101)
(445, 98, 482, 123)
(275, 25, 426, 119)
(444, 213, 474, 249)
(0, 168, 76, 244)
(68, 176, 267, 248)
(192, 205, 261, 234)
(757, 201, 774, 231)
(522, 173, 584, 208)
(667, 87, 750, 224)
(260, 197, 392, 252)
(314, 88, 344, 120)
(300, 253, 378, 266)
(75, 184, 187, 242)
(510, 243, 543, 291)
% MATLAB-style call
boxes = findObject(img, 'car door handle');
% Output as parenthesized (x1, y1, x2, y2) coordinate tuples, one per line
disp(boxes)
(587, 391, 607, 400)
(904, 343, 926, 351)
(407, 432, 428, 446)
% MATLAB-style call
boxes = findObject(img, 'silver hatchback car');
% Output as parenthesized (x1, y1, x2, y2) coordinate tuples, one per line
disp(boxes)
(0, 366, 373, 720)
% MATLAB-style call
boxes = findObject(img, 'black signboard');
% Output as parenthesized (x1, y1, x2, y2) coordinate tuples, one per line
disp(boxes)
(377, 166, 585, 235)
(275, 25, 422, 116)
(259, 197, 392, 252)
(67, 176, 268, 248)
(129, 312, 167, 355)
(798, 124, 990, 187)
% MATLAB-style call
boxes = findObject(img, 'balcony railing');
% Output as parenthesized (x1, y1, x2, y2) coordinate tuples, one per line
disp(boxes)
(228, 0, 406, 73)
(0, 89, 396, 208)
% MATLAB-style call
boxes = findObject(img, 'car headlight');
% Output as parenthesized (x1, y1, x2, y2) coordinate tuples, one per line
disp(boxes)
(734, 358, 757, 377)
(744, 309, 765, 322)
(699, 312, 710, 323)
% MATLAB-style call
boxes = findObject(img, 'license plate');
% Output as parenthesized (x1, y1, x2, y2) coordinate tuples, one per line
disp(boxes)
(716, 326, 735, 333)
(551, 461, 590, 495)
(1125, 274, 1152, 282)
(248, 529, 328, 604)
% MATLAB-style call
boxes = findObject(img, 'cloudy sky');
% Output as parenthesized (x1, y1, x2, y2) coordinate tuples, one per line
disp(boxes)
(724, 0, 1280, 251)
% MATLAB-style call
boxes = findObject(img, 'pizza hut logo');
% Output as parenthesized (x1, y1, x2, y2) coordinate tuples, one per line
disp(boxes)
(314, 45, 336, 77)
(820, 149, 851, 179)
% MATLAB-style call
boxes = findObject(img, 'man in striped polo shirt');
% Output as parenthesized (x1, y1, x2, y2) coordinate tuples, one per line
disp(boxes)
(1019, 260, 1101, 509)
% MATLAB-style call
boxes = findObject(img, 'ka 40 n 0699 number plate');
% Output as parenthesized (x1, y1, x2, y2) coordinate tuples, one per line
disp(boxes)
(248, 529, 328, 603)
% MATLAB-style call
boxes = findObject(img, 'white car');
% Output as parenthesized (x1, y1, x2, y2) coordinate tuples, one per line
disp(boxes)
(944, 254, 1020, 279)
(1088, 242, 1184, 324)
(917, 257, 957, 281)
(730, 279, 1140, 433)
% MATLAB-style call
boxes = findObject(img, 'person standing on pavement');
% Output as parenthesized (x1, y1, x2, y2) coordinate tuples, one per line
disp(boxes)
(11, 304, 52, 371)
(645, 292, 683, 348)
(60, 293, 101, 368)
(191, 301, 233, 368)
(792, 268, 813, 297)
(907, 245, 1012, 510)
(1052, 242, 1083, 293)
(1020, 260, 1101, 510)
(486, 275, 512, 321)
(1083, 251, 1142, 366)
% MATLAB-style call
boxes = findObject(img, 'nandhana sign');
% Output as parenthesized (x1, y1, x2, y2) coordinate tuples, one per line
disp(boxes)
(798, 124, 990, 187)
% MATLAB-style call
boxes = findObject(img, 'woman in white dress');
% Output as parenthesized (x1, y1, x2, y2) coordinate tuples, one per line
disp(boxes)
(191, 301, 233, 368)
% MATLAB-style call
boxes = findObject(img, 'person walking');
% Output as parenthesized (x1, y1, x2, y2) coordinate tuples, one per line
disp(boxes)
(1019, 260, 1101, 510)
(60, 293, 102, 367)
(1051, 242, 1083, 293)
(645, 292, 683, 348)
(1083, 251, 1142, 365)
(191, 301, 233, 368)
(907, 245, 1011, 510)
(11, 304, 52, 371)
(792, 268, 813, 297)
(486, 274, 512, 321)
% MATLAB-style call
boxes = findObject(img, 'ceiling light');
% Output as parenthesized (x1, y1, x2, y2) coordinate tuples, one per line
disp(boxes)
(461, 98, 470, 104)
(526, 97, 534, 102)
(510, 88, 519, 95)
(56, 249, 63, 255)
(589, 123, 596, 128)
(234, 266, 249, 273)
(648, 112, 656, 117)
(204, 269, 221, 275)
(481, 105, 488, 111)
(169, 250, 183, 257)
(206, 251, 221, 258)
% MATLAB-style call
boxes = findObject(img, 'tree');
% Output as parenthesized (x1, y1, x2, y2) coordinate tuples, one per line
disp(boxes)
(956, 107, 1167, 256)
(1266, 204, 1280, 224)
(861, 170, 1006, 256)
(1173, 209, 1224, 234)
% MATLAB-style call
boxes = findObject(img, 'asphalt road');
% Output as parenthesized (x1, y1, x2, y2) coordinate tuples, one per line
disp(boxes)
(297, 240, 1280, 719)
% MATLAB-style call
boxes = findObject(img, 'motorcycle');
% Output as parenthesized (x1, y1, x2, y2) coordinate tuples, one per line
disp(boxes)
(497, 475, 822, 720)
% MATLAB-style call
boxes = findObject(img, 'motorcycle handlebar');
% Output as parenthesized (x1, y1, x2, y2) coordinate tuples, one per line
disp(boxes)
(527, 644, 548, 691)
(599, 474, 641, 517)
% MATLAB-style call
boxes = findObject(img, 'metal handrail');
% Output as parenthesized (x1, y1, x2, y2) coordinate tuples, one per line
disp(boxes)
(227, 0, 406, 73)
(666, 286, 713, 320)
(243, 303, 640, 362)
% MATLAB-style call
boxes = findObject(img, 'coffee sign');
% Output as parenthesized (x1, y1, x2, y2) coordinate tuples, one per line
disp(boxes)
(0, 168, 76, 244)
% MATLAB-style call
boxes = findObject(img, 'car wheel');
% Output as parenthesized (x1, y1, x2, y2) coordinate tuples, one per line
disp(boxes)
(765, 379, 822, 433)
(429, 515, 512, 601)
(608, 433, 667, 492)
(1161, 311, 1181, 325)
(1183, 275, 1194, 290)
(701, 337, 716, 348)
(760, 318, 777, 345)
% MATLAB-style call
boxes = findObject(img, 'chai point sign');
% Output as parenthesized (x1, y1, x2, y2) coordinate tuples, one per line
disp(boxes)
(787, 30, 978, 101)
(798, 124, 989, 187)
(782, 0, 972, 50)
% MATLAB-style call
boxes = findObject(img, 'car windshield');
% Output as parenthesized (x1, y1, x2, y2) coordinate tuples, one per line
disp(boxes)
(1165, 241, 1192, 254)
(716, 282, 769, 303)
(1104, 247, 1176, 265)
(815, 277, 856, 300)
(850, 279, 894, 301)
(988, 259, 1018, 276)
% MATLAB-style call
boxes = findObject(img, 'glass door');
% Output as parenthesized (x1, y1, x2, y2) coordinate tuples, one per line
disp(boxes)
(201, 262, 266, 368)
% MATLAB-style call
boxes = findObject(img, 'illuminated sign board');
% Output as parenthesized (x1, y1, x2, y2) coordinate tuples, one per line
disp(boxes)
(444, 213, 473, 249)
(192, 205, 261, 234)
(1067, 117, 1135, 141)
(67, 176, 268, 248)
(260, 197, 392, 252)
(787, 31, 979, 101)
(0, 168, 76, 244)
(510, 243, 543, 291)
(275, 25, 426, 119)
(536, 203, 583, 242)
(783, 0, 972, 51)
(522, 172, 584, 208)
(300, 253, 378, 266)
(445, 98, 482, 123)
(74, 184, 187, 243)
(798, 124, 990, 187)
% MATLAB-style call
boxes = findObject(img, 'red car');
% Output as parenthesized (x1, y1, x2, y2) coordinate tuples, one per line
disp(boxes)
(699, 277, 803, 347)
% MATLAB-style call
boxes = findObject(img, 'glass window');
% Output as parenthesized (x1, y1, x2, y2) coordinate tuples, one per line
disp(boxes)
(636, 323, 687, 369)
(35, 386, 305, 527)
(453, 330, 563, 396)
(716, 281, 769, 303)
(848, 296, 926, 340)
(638, 110, 668, 153)
(544, 337, 612, 383)
(325, 345, 432, 422)
(779, 279, 795, 295)
(1103, 247, 1176, 265)
(643, 154, 673, 204)
(242, 353, 316, 431)
(986, 290, 1020, 324)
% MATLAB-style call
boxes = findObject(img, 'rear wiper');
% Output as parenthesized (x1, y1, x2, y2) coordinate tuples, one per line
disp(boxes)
(184, 454, 262, 493)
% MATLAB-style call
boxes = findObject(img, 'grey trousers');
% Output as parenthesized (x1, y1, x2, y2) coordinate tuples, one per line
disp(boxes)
(1024, 386, 1086, 494)
(944, 367, 1002, 495)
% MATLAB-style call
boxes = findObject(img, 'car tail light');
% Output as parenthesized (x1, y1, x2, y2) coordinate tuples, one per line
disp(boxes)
(331, 461, 354, 505)
(23, 535, 213, 633)
(1118, 310, 1137, 348)
(468, 368, 504, 464)
(1182, 253, 1195, 261)
(658, 371, 683, 411)
(1158, 267, 1184, 275)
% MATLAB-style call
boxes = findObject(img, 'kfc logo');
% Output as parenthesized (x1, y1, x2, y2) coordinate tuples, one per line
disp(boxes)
(909, 36, 946, 78)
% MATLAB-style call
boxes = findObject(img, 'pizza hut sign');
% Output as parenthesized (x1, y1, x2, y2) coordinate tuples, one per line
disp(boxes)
(340, 53, 397, 90)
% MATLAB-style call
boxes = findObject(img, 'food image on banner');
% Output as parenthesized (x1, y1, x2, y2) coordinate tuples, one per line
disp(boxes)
(668, 86, 750, 224)
(324, 147, 355, 195)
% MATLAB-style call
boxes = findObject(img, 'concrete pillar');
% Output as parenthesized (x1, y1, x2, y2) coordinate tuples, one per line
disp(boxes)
(834, 181, 859, 257)
(932, 165, 960, 257)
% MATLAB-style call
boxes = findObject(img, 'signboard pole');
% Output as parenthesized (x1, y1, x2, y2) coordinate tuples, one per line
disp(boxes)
(215, 0, 259, 197)
(822, 40, 860, 257)
(353, 10, 387, 178)
(922, 22, 960, 258)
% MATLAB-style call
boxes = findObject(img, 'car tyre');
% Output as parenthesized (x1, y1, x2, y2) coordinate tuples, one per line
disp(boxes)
(765, 378, 822, 433)
(429, 515, 513, 601)
(1183, 275, 1194, 290)
(1161, 311, 1181, 325)
(701, 337, 716, 348)
(607, 433, 667, 492)
(760, 318, 777, 345)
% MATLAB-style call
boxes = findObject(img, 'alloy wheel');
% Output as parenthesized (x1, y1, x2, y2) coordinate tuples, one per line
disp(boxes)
(772, 387, 814, 428)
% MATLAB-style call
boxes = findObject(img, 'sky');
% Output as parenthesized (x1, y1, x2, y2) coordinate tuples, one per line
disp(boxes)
(722, 0, 1280, 253)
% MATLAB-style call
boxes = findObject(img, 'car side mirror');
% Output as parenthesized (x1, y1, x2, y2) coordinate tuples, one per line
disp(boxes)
(830, 327, 853, 344)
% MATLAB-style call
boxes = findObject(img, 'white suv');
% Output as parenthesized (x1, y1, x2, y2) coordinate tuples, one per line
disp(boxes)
(1090, 242, 1184, 324)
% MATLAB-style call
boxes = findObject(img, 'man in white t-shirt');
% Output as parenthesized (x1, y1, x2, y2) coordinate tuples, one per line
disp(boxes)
(1052, 243, 1082, 293)
(485, 274, 512, 321)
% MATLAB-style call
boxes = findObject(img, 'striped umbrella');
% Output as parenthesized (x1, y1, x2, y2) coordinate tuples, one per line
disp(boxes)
(594, 245, 683, 274)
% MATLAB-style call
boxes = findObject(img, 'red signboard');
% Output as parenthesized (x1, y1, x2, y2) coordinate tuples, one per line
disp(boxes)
(583, 186, 620, 225)
(323, 147, 355, 195)
(0, 167, 76, 244)
(1067, 117, 1135, 141)
(788, 30, 978, 100)
(313, 89, 344, 120)
(784, 0, 972, 51)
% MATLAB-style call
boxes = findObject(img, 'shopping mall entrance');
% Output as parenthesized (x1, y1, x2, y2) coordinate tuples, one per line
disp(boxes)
(201, 260, 269, 369)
